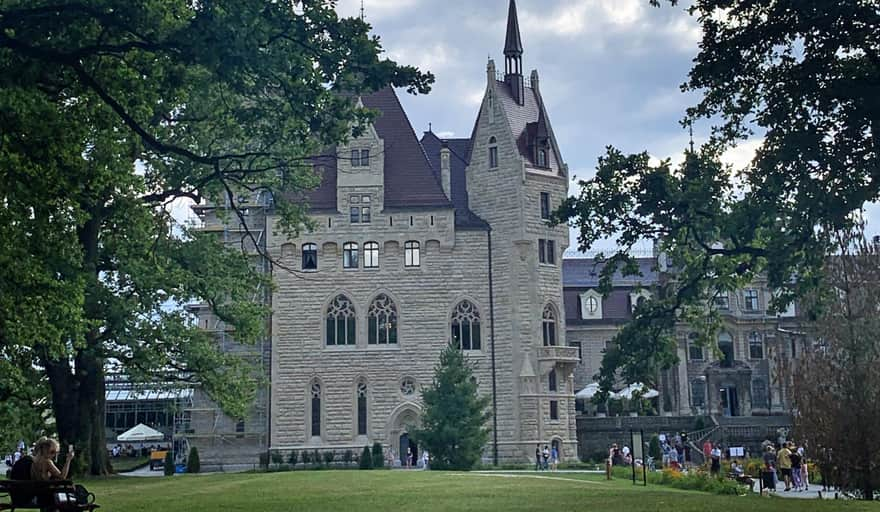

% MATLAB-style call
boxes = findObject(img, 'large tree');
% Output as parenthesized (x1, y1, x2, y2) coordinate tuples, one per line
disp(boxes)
(792, 229, 880, 500)
(556, 0, 880, 396)
(0, 0, 431, 475)
(414, 343, 491, 471)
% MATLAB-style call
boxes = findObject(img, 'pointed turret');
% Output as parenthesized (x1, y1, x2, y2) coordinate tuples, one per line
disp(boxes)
(503, 0, 525, 105)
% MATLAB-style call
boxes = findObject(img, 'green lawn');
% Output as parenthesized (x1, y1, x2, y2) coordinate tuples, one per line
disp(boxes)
(79, 470, 880, 512)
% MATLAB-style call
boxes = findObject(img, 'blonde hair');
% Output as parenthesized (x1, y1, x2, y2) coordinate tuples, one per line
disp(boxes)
(31, 437, 61, 481)
(33, 437, 60, 458)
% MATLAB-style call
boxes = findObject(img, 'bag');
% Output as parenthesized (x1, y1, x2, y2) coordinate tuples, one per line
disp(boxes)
(73, 484, 95, 505)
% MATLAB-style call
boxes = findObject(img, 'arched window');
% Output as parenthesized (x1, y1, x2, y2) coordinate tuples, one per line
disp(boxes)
(691, 379, 706, 408)
(404, 241, 420, 267)
(368, 294, 398, 345)
(748, 331, 764, 359)
(718, 332, 734, 367)
(542, 304, 557, 346)
(326, 295, 356, 346)
(302, 243, 317, 270)
(488, 136, 498, 169)
(364, 241, 379, 268)
(752, 378, 768, 408)
(688, 332, 703, 361)
(537, 148, 547, 167)
(548, 369, 557, 392)
(310, 381, 322, 437)
(356, 381, 368, 436)
(451, 300, 481, 350)
(343, 242, 358, 269)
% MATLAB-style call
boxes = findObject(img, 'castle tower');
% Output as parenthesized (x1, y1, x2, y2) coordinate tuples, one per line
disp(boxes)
(465, 0, 577, 462)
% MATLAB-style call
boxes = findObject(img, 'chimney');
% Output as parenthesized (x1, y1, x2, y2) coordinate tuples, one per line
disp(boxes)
(530, 69, 539, 94)
(487, 59, 496, 86)
(440, 141, 452, 201)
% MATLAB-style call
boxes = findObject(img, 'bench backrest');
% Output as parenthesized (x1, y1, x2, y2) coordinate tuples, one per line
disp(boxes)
(8, 457, 35, 506)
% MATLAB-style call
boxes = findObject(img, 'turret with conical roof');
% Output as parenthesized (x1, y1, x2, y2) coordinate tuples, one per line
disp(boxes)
(503, 0, 525, 105)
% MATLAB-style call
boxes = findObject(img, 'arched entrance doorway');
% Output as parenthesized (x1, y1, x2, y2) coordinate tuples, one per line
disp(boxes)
(387, 403, 421, 468)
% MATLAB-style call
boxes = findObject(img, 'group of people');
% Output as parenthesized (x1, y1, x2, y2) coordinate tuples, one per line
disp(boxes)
(660, 433, 690, 470)
(762, 441, 809, 492)
(534, 443, 560, 471)
(4, 437, 74, 481)
(109, 443, 166, 458)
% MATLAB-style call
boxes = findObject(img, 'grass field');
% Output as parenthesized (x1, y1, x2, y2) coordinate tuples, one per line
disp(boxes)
(81, 470, 880, 511)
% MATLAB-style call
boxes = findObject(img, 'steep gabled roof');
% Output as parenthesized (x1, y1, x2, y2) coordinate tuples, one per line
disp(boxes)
(421, 131, 489, 230)
(494, 81, 563, 174)
(302, 88, 452, 212)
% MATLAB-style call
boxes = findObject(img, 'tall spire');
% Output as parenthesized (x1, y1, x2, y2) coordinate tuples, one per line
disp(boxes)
(503, 0, 523, 58)
(502, 0, 525, 106)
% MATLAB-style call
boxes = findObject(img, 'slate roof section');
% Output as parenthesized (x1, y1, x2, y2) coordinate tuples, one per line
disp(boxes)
(302, 88, 452, 212)
(494, 82, 563, 173)
(562, 257, 659, 288)
(420, 131, 489, 230)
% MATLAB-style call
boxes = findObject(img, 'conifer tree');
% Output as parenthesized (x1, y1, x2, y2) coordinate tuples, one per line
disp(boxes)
(415, 343, 491, 470)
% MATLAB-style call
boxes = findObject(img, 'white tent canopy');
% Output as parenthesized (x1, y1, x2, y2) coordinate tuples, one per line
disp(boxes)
(575, 382, 601, 400)
(611, 382, 660, 400)
(116, 423, 165, 442)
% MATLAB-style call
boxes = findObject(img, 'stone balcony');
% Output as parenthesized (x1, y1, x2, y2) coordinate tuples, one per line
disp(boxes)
(537, 345, 580, 365)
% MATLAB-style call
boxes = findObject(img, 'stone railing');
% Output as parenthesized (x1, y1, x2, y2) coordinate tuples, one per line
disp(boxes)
(537, 345, 580, 363)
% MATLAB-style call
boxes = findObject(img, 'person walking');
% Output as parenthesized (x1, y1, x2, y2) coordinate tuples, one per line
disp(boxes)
(606, 443, 618, 480)
(777, 442, 793, 491)
(535, 444, 542, 471)
(790, 445, 803, 491)
(542, 445, 550, 471)
(763, 444, 777, 491)
(710, 445, 722, 475)
(550, 445, 559, 472)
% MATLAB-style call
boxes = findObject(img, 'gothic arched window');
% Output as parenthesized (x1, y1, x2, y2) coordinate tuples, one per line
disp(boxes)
(488, 136, 498, 169)
(326, 295, 356, 346)
(542, 304, 557, 346)
(310, 381, 322, 437)
(302, 243, 317, 270)
(451, 300, 481, 350)
(356, 381, 368, 436)
(368, 294, 398, 345)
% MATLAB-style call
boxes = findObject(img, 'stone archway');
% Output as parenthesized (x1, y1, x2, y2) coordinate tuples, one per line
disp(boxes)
(386, 403, 421, 466)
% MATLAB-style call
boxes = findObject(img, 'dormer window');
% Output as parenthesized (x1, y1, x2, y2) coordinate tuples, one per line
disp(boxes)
(488, 137, 498, 169)
(537, 148, 547, 167)
(351, 149, 370, 167)
(350, 194, 371, 223)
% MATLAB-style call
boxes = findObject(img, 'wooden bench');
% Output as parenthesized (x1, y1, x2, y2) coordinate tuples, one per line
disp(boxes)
(0, 480, 99, 512)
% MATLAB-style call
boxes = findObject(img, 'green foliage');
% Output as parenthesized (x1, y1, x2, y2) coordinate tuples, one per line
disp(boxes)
(342, 449, 353, 466)
(414, 343, 491, 470)
(694, 417, 706, 431)
(312, 450, 321, 467)
(0, 0, 432, 474)
(187, 447, 200, 474)
(301, 450, 311, 465)
(271, 450, 283, 467)
(371, 442, 384, 469)
(287, 450, 298, 467)
(258, 451, 269, 468)
(649, 435, 662, 462)
(557, 0, 880, 398)
(163, 451, 174, 477)
(360, 446, 373, 469)
(322, 451, 335, 466)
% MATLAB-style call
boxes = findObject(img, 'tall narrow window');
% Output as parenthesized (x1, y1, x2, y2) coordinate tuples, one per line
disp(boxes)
(540, 192, 550, 220)
(749, 331, 764, 359)
(691, 379, 706, 408)
(549, 400, 559, 420)
(302, 243, 317, 270)
(451, 300, 481, 350)
(542, 304, 557, 346)
(537, 148, 547, 167)
(688, 332, 704, 361)
(404, 241, 420, 267)
(718, 332, 734, 368)
(546, 240, 556, 265)
(368, 294, 398, 345)
(538, 239, 546, 263)
(310, 381, 321, 437)
(343, 242, 358, 269)
(548, 369, 557, 392)
(326, 295, 356, 346)
(356, 382, 368, 436)
(364, 242, 379, 268)
(361, 195, 371, 223)
(752, 379, 768, 408)
(744, 289, 760, 311)
(360, 149, 370, 166)
(714, 290, 730, 309)
(350, 149, 360, 167)
(488, 136, 498, 168)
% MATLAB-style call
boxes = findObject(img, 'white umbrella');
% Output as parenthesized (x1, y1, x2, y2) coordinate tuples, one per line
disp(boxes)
(575, 382, 601, 400)
(614, 383, 659, 400)
(117, 423, 165, 442)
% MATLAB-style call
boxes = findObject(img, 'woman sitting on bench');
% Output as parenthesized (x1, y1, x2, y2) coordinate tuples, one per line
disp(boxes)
(31, 438, 73, 481)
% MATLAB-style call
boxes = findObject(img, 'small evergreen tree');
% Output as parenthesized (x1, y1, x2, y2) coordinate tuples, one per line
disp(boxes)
(301, 450, 312, 465)
(288, 450, 299, 468)
(371, 442, 384, 469)
(360, 445, 373, 469)
(187, 446, 201, 474)
(342, 449, 353, 466)
(312, 449, 321, 467)
(648, 435, 662, 463)
(163, 451, 174, 476)
(271, 450, 283, 468)
(323, 450, 335, 466)
(414, 342, 491, 470)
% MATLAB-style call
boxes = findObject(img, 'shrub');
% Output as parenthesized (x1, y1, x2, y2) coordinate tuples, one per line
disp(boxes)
(271, 450, 283, 467)
(187, 446, 200, 474)
(371, 442, 384, 468)
(258, 451, 269, 467)
(694, 416, 706, 431)
(288, 450, 299, 467)
(323, 450, 335, 466)
(163, 451, 174, 476)
(649, 435, 662, 462)
(343, 449, 353, 466)
(312, 449, 321, 467)
(301, 450, 312, 464)
(360, 445, 373, 469)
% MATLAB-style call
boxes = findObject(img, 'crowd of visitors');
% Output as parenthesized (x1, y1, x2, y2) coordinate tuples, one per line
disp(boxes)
(534, 443, 560, 471)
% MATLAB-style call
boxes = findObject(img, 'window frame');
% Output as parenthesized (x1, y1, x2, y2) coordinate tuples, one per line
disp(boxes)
(363, 241, 379, 269)
(367, 294, 398, 345)
(542, 304, 558, 347)
(404, 240, 420, 268)
(548, 369, 557, 392)
(356, 381, 368, 436)
(301, 243, 318, 271)
(748, 331, 764, 359)
(549, 400, 559, 420)
(310, 381, 322, 438)
(451, 300, 482, 351)
(743, 289, 760, 312)
(342, 242, 359, 269)
(540, 192, 550, 220)
(688, 333, 704, 361)
(488, 136, 498, 169)
(325, 294, 356, 346)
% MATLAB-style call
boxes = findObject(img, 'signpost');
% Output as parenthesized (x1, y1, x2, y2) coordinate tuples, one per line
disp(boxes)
(630, 430, 647, 486)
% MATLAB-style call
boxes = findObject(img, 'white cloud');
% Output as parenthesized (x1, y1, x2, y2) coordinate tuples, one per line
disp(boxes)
(720, 138, 763, 170)
(336, 0, 421, 22)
